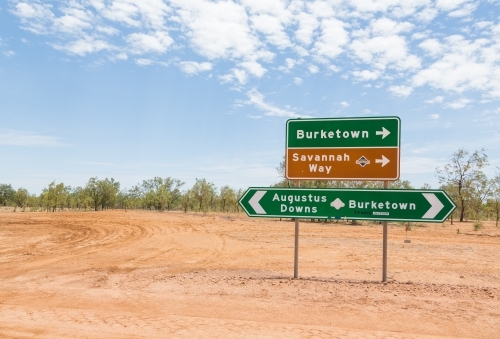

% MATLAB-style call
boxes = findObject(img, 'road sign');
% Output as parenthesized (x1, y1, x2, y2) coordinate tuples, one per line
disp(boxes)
(239, 188, 456, 223)
(286, 117, 400, 180)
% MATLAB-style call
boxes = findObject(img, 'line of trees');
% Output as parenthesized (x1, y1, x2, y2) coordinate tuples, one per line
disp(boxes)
(0, 177, 244, 215)
(1, 148, 499, 225)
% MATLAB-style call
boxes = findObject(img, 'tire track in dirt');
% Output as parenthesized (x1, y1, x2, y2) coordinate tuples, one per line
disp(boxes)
(1, 211, 499, 338)
(0, 305, 472, 339)
(0, 212, 194, 283)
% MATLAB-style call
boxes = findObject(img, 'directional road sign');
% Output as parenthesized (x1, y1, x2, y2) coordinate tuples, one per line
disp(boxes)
(286, 117, 400, 180)
(239, 188, 456, 223)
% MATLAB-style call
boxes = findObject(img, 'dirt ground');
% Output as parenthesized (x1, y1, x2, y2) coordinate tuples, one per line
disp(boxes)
(0, 209, 499, 338)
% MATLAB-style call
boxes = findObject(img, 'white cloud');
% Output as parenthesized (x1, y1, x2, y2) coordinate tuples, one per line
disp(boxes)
(126, 31, 173, 54)
(435, 0, 474, 11)
(238, 61, 267, 77)
(53, 36, 112, 55)
(349, 0, 435, 17)
(415, 8, 438, 22)
(294, 12, 318, 46)
(340, 101, 349, 108)
(329, 65, 341, 72)
(8, 0, 498, 102)
(3, 50, 16, 57)
(425, 96, 444, 104)
(350, 18, 421, 73)
(352, 70, 380, 81)
(135, 58, 153, 66)
(448, 2, 478, 18)
(308, 64, 319, 74)
(445, 98, 471, 109)
(411, 32, 428, 40)
(100, 0, 171, 29)
(389, 85, 413, 97)
(419, 39, 443, 57)
(172, 0, 261, 60)
(244, 88, 307, 118)
(429, 113, 440, 119)
(114, 52, 128, 60)
(293, 77, 303, 85)
(13, 2, 55, 34)
(413, 34, 499, 98)
(312, 18, 349, 60)
(179, 61, 212, 75)
(53, 6, 93, 35)
(219, 68, 248, 85)
(278, 58, 296, 72)
(250, 13, 291, 49)
(0, 130, 67, 147)
(96, 25, 119, 36)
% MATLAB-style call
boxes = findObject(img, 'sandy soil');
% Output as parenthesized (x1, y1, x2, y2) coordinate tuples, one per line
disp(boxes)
(0, 210, 499, 338)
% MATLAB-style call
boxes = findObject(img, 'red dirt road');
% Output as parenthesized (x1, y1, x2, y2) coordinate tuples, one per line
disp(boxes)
(0, 210, 499, 338)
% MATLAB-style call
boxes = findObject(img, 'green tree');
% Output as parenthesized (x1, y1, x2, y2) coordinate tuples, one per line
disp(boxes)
(141, 177, 184, 211)
(179, 189, 194, 213)
(26, 194, 40, 211)
(468, 173, 493, 221)
(99, 178, 120, 210)
(437, 148, 488, 222)
(13, 188, 29, 209)
(0, 184, 15, 206)
(71, 186, 92, 210)
(192, 178, 216, 213)
(85, 177, 120, 211)
(127, 185, 143, 210)
(219, 186, 237, 213)
(491, 173, 500, 227)
(42, 181, 66, 212)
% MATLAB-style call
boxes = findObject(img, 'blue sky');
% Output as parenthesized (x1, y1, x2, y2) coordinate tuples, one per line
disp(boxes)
(1, 0, 499, 194)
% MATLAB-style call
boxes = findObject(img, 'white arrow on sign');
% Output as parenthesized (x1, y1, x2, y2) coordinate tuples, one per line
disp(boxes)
(249, 191, 267, 214)
(422, 193, 444, 219)
(375, 155, 390, 167)
(376, 127, 390, 139)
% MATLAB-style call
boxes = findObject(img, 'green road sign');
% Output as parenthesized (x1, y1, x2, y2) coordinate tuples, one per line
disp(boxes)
(286, 116, 400, 148)
(239, 188, 456, 223)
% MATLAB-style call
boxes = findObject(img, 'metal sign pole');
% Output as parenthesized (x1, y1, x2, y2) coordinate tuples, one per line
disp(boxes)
(294, 180, 300, 279)
(382, 180, 388, 282)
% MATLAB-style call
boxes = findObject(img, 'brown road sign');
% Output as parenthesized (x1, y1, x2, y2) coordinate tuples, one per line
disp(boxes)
(286, 117, 401, 180)
(286, 147, 399, 180)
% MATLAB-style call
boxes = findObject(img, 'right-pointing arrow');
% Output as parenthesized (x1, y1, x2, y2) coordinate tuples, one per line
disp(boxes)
(422, 193, 444, 219)
(249, 191, 267, 214)
(375, 155, 390, 167)
(376, 127, 390, 139)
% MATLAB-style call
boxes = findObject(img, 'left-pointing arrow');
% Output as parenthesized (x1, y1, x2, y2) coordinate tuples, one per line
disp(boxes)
(422, 193, 444, 219)
(249, 191, 267, 214)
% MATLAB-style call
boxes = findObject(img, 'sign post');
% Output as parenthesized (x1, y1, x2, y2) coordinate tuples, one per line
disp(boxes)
(382, 181, 388, 282)
(294, 181, 300, 279)
(242, 116, 456, 281)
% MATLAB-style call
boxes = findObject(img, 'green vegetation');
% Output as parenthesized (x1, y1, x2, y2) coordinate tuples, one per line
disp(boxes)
(1, 148, 499, 223)
(0, 176, 244, 214)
